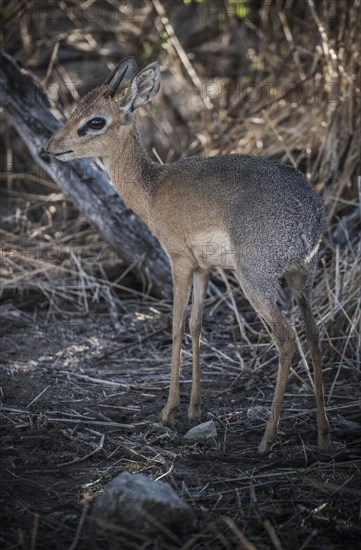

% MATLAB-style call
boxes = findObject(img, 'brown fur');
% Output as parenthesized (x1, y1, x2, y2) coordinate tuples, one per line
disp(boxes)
(47, 59, 331, 452)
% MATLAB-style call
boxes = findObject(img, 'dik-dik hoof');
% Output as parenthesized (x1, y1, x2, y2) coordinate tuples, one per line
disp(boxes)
(161, 404, 178, 425)
(258, 436, 275, 453)
(318, 431, 332, 452)
(187, 403, 202, 423)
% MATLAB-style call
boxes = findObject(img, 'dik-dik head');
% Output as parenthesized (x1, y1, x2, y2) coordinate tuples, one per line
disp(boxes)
(46, 57, 160, 161)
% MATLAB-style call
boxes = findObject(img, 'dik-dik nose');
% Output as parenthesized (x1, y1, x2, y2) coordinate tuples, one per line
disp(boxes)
(46, 134, 73, 157)
(46, 135, 58, 155)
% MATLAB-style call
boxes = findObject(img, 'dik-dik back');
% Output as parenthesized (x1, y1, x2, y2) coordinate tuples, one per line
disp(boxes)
(47, 57, 330, 452)
(151, 154, 324, 283)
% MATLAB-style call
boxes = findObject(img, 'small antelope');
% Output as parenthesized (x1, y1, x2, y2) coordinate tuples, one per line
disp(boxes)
(47, 57, 331, 452)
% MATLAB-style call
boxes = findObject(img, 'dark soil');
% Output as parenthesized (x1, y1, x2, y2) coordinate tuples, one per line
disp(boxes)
(1, 305, 360, 550)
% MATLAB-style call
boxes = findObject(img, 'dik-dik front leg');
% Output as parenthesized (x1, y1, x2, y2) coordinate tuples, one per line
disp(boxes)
(188, 269, 209, 421)
(161, 259, 193, 424)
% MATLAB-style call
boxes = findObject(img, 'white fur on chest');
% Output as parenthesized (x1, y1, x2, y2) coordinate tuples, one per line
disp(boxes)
(191, 231, 236, 269)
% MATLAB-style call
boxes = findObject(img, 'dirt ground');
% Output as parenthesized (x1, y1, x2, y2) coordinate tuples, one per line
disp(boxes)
(1, 297, 361, 549)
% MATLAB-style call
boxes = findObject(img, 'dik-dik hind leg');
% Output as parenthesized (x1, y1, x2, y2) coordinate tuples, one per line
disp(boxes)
(188, 270, 209, 421)
(286, 271, 331, 450)
(239, 277, 296, 452)
(161, 260, 193, 425)
(299, 294, 331, 450)
(258, 308, 296, 452)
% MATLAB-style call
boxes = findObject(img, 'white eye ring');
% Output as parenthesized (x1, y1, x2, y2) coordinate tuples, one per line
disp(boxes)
(77, 115, 110, 137)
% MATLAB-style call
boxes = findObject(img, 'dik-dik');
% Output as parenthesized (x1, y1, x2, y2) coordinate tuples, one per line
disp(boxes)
(47, 58, 331, 452)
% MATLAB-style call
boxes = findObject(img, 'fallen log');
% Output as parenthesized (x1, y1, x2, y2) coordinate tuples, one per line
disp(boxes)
(0, 50, 172, 298)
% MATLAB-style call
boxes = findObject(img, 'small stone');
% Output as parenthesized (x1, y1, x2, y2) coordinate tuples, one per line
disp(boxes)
(92, 472, 195, 537)
(183, 420, 217, 442)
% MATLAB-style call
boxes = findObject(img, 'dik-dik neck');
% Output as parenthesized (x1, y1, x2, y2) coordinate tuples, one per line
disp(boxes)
(103, 125, 161, 223)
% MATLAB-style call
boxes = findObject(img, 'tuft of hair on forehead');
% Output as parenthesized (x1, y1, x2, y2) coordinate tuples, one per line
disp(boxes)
(72, 81, 131, 118)
(71, 87, 105, 118)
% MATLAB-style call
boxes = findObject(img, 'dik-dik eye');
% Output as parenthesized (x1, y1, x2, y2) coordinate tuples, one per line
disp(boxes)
(87, 117, 106, 130)
(77, 116, 107, 137)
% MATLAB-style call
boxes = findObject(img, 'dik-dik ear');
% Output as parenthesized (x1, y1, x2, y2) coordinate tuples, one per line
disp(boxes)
(103, 57, 138, 99)
(112, 62, 160, 114)
(129, 63, 161, 111)
(132, 63, 160, 109)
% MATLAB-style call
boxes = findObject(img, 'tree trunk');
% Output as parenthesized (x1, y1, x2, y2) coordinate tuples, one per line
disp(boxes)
(0, 50, 172, 298)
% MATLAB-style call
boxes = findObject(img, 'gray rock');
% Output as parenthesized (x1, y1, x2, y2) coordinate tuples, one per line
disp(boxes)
(183, 420, 217, 442)
(92, 472, 195, 536)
